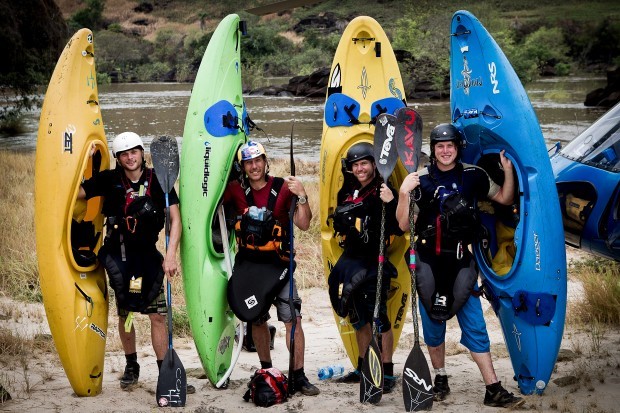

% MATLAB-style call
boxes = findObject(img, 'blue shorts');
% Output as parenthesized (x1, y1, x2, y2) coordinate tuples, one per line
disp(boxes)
(419, 290, 490, 353)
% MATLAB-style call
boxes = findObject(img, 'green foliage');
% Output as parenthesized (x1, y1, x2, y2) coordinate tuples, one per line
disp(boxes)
(107, 23, 122, 33)
(94, 30, 152, 74)
(70, 0, 105, 30)
(153, 28, 184, 66)
(522, 26, 570, 73)
(136, 62, 171, 82)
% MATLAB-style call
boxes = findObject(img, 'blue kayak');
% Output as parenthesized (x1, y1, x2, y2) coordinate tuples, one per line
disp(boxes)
(551, 102, 620, 261)
(450, 10, 567, 395)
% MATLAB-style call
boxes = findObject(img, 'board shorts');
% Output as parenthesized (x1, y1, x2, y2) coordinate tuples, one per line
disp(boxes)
(253, 278, 302, 325)
(117, 286, 167, 317)
(349, 279, 391, 333)
(419, 287, 490, 353)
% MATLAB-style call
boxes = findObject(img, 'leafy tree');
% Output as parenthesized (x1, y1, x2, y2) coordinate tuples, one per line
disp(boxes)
(69, 0, 105, 31)
(521, 26, 570, 74)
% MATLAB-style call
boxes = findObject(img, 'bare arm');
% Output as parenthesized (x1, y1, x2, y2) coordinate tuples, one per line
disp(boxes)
(490, 150, 515, 205)
(396, 172, 419, 232)
(163, 203, 181, 279)
(284, 176, 312, 231)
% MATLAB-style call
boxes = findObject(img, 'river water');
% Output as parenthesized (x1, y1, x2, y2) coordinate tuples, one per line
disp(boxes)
(2, 76, 609, 161)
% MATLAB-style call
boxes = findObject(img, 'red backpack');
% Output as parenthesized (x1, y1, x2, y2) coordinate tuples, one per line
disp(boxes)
(243, 367, 288, 407)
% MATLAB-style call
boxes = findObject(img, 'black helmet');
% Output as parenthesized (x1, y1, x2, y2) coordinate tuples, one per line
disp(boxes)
(345, 142, 374, 170)
(430, 123, 462, 160)
(430, 123, 462, 144)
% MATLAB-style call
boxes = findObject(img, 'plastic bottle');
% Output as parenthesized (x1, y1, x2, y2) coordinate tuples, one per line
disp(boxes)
(317, 364, 344, 380)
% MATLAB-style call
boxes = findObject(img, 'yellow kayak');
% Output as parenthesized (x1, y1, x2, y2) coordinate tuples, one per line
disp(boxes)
(35, 29, 109, 396)
(319, 16, 411, 369)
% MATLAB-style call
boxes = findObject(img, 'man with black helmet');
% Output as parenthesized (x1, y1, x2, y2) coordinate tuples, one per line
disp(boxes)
(223, 140, 319, 396)
(396, 123, 522, 408)
(77, 132, 193, 393)
(327, 141, 403, 393)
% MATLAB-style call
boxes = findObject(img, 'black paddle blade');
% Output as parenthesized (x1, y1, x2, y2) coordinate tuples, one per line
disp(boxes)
(360, 337, 383, 404)
(395, 107, 423, 174)
(150, 135, 180, 194)
(156, 348, 187, 407)
(402, 343, 433, 411)
(373, 113, 399, 182)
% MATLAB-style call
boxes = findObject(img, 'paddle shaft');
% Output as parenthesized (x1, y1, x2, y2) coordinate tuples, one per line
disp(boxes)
(288, 122, 297, 394)
(408, 193, 420, 344)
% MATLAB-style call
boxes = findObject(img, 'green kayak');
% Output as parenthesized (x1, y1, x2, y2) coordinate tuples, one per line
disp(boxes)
(180, 14, 248, 387)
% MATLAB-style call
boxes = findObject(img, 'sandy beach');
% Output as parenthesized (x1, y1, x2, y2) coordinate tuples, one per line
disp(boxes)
(1, 247, 619, 413)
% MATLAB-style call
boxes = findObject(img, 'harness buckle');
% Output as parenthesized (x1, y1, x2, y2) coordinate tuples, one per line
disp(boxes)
(126, 216, 137, 234)
(456, 241, 463, 260)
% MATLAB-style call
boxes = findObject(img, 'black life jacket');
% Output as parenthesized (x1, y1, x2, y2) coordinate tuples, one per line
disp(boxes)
(98, 169, 166, 312)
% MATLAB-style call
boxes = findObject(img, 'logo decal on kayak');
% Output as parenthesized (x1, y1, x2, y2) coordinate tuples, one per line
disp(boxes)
(329, 64, 342, 88)
(488, 62, 500, 94)
(393, 292, 408, 329)
(90, 322, 106, 340)
(534, 232, 541, 271)
(63, 124, 76, 154)
(388, 78, 403, 101)
(245, 295, 258, 309)
(202, 142, 211, 197)
(218, 336, 231, 354)
(456, 56, 482, 95)
(512, 323, 522, 352)
(357, 67, 371, 100)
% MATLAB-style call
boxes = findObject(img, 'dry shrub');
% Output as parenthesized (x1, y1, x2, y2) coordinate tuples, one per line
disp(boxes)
(568, 258, 620, 325)
(0, 151, 39, 302)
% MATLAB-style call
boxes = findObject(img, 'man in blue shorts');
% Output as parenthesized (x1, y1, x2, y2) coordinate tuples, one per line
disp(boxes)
(396, 124, 524, 408)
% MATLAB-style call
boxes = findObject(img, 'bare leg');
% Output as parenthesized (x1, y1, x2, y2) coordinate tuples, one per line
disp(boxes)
(284, 317, 306, 370)
(427, 342, 446, 369)
(356, 323, 372, 358)
(252, 322, 272, 364)
(149, 313, 167, 360)
(118, 316, 137, 355)
(470, 351, 498, 385)
(380, 329, 394, 363)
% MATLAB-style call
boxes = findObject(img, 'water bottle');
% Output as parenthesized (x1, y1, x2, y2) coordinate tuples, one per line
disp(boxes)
(317, 364, 344, 380)
(248, 206, 259, 220)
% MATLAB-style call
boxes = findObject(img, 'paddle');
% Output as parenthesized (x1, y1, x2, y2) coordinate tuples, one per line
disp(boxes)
(287, 121, 298, 395)
(151, 135, 186, 407)
(359, 113, 399, 404)
(395, 107, 433, 411)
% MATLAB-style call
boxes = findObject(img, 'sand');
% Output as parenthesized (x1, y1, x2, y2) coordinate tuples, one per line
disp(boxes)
(1, 247, 619, 412)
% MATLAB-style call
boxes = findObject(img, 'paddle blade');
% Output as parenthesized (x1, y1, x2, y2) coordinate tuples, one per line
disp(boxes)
(373, 113, 399, 181)
(150, 135, 180, 194)
(156, 348, 187, 407)
(402, 343, 433, 411)
(395, 107, 423, 174)
(360, 336, 383, 404)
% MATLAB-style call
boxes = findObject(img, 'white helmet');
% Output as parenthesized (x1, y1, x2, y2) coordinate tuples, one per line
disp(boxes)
(112, 132, 144, 157)
(237, 140, 267, 163)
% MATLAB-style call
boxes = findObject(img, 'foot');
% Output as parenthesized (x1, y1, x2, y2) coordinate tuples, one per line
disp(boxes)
(484, 382, 525, 408)
(383, 375, 397, 394)
(186, 383, 196, 394)
(336, 370, 360, 383)
(295, 373, 320, 396)
(433, 374, 450, 401)
(120, 362, 140, 390)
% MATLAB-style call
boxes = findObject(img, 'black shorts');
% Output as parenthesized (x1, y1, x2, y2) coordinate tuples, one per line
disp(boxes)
(117, 286, 167, 317)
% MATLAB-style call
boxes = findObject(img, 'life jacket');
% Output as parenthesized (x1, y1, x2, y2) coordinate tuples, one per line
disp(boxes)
(330, 178, 393, 253)
(105, 169, 165, 254)
(99, 168, 165, 312)
(234, 177, 290, 261)
(418, 164, 481, 257)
